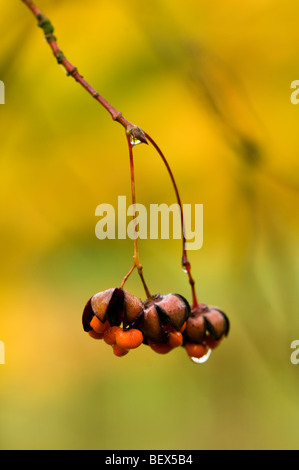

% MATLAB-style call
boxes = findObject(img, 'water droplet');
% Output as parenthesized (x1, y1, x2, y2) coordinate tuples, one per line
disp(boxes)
(182, 267, 188, 274)
(190, 348, 212, 364)
(130, 136, 142, 147)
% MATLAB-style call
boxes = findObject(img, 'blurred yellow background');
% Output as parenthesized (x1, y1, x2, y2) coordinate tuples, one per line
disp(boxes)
(1, 0, 299, 450)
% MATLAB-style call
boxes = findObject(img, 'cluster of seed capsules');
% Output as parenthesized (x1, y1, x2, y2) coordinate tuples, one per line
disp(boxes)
(82, 288, 229, 361)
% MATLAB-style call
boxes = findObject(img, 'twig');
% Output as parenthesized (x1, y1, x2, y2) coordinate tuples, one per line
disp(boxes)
(21, 0, 147, 144)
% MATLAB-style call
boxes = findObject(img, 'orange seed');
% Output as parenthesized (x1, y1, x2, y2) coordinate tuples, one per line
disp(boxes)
(148, 341, 173, 354)
(168, 331, 183, 348)
(113, 344, 129, 357)
(185, 342, 208, 358)
(103, 326, 121, 345)
(205, 335, 222, 349)
(115, 328, 143, 349)
(88, 330, 104, 340)
(90, 316, 110, 334)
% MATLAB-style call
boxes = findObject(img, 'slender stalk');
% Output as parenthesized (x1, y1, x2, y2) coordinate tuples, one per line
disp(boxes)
(122, 134, 152, 299)
(120, 263, 136, 289)
(144, 132, 199, 308)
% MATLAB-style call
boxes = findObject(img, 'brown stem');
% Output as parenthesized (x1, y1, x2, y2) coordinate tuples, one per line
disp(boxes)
(21, 0, 148, 143)
(126, 134, 152, 300)
(144, 132, 198, 308)
(120, 263, 136, 289)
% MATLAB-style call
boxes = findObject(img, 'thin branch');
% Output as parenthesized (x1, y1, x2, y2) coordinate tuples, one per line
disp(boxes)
(21, 0, 147, 143)
(120, 262, 136, 289)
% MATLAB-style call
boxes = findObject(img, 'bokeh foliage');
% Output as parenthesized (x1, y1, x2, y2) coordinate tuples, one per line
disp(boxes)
(0, 0, 299, 449)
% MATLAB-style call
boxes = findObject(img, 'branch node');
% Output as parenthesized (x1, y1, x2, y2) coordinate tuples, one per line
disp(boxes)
(67, 67, 78, 77)
(112, 111, 123, 121)
(127, 126, 148, 145)
(55, 50, 65, 64)
(45, 33, 57, 42)
(37, 13, 54, 36)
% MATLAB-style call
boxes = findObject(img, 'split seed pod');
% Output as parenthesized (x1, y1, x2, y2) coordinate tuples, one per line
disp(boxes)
(82, 288, 144, 332)
(184, 303, 229, 344)
(140, 293, 190, 343)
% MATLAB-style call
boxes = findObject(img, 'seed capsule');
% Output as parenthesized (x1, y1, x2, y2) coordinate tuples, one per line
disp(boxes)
(82, 288, 115, 332)
(184, 303, 229, 344)
(82, 288, 144, 333)
(203, 306, 230, 341)
(184, 312, 206, 343)
(122, 291, 144, 327)
(91, 288, 118, 324)
(141, 293, 190, 344)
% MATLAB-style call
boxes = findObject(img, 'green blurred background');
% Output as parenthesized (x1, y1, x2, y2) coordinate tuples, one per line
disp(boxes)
(1, 0, 299, 450)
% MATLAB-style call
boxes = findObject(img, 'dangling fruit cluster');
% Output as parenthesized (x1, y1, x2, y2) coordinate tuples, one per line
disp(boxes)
(82, 288, 229, 361)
